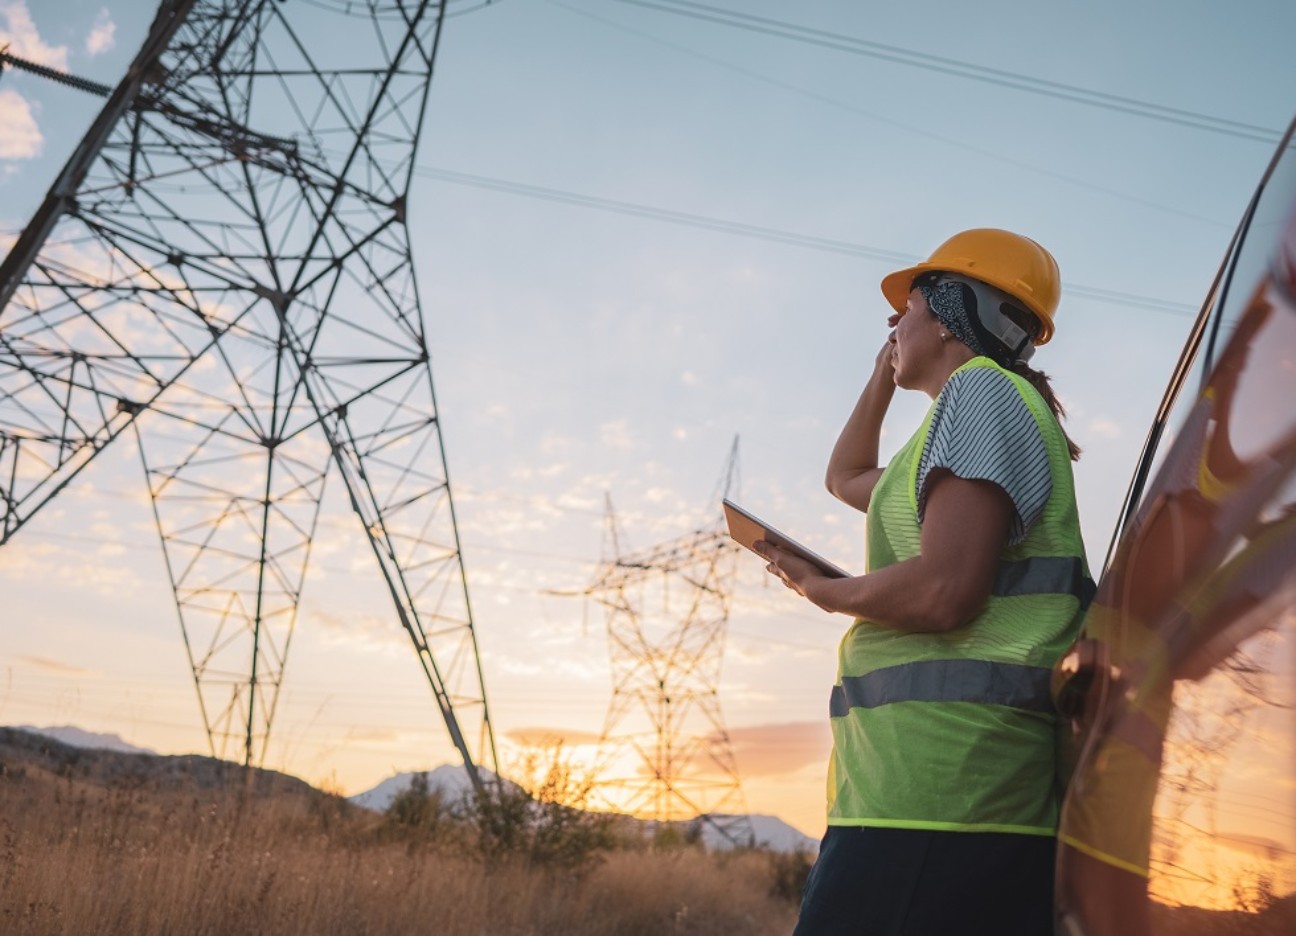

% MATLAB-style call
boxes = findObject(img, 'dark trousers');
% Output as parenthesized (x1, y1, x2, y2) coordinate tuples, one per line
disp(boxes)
(792, 826, 1055, 936)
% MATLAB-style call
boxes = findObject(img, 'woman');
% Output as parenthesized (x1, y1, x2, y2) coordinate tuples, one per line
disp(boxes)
(758, 229, 1091, 935)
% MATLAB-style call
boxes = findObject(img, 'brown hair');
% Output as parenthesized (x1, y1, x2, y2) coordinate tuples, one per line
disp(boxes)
(1010, 360, 1082, 461)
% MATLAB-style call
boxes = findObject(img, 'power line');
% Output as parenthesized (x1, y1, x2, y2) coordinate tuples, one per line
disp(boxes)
(418, 166, 913, 264)
(444, 0, 507, 18)
(293, 0, 503, 20)
(419, 165, 1200, 316)
(543, 0, 1238, 229)
(606, 0, 1284, 144)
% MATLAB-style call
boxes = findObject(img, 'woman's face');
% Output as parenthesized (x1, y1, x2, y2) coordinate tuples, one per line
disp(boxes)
(890, 288, 947, 392)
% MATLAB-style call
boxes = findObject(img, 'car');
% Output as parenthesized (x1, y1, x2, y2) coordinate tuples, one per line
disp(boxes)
(1051, 116, 1296, 934)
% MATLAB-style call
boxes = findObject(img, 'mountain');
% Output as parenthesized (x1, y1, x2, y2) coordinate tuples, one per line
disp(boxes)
(11, 724, 155, 755)
(704, 814, 818, 854)
(350, 767, 818, 853)
(348, 764, 497, 811)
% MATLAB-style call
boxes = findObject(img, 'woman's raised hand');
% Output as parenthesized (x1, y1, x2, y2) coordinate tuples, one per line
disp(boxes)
(873, 313, 901, 381)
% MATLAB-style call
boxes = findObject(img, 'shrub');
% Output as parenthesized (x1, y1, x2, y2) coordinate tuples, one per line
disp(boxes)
(382, 771, 453, 845)
(767, 847, 814, 904)
(468, 744, 620, 873)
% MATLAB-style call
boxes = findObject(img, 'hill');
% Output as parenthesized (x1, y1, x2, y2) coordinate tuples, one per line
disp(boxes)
(0, 725, 328, 800)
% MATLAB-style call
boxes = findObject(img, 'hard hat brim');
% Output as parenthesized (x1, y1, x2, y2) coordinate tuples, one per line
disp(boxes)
(880, 263, 940, 316)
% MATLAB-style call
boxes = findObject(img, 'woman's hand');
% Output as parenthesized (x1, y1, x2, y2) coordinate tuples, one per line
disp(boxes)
(873, 312, 900, 381)
(824, 312, 901, 512)
(755, 540, 831, 608)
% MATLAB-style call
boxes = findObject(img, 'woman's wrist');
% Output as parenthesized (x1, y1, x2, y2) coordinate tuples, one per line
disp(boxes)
(803, 574, 843, 614)
(866, 369, 897, 402)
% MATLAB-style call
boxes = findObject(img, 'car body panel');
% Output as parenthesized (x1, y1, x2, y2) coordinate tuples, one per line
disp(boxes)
(1054, 120, 1296, 934)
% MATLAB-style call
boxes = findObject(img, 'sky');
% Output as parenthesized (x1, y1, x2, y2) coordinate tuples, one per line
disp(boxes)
(1, 0, 1294, 838)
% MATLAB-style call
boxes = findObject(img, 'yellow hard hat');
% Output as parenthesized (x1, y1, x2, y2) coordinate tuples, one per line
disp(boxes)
(880, 228, 1061, 344)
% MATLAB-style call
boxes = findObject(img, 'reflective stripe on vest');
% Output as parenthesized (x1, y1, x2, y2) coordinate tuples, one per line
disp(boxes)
(994, 555, 1096, 608)
(830, 658, 1054, 717)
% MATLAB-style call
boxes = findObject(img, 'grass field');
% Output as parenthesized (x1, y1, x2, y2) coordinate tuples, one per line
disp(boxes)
(0, 730, 806, 935)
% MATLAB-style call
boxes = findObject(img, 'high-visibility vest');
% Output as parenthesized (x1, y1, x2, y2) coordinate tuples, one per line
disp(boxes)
(826, 357, 1092, 835)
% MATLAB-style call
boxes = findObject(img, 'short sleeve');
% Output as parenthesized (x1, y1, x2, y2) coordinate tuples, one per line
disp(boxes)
(916, 367, 1052, 545)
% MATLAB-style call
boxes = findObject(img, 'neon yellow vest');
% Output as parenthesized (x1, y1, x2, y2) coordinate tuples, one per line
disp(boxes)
(826, 358, 1091, 835)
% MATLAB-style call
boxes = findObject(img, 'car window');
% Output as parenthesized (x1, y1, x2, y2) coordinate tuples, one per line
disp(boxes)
(1104, 136, 1296, 571)
(1204, 136, 1296, 383)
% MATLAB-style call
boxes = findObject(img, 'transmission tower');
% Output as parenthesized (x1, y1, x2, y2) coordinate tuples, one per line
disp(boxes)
(0, 0, 497, 787)
(583, 441, 754, 847)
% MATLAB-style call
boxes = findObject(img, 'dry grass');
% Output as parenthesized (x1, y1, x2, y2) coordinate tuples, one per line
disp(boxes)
(0, 752, 802, 935)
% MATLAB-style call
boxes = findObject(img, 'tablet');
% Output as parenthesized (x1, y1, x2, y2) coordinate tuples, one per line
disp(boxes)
(722, 498, 851, 579)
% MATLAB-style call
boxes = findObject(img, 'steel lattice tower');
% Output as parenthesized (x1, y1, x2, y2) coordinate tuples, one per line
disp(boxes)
(0, 0, 497, 787)
(584, 442, 755, 847)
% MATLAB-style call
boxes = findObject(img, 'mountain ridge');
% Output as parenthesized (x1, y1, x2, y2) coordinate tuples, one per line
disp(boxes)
(348, 767, 818, 853)
(4, 725, 817, 853)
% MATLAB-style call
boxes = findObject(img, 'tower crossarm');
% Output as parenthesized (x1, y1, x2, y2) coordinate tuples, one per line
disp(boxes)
(0, 0, 198, 310)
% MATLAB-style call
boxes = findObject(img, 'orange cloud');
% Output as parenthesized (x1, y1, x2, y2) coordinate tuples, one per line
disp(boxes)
(505, 726, 603, 747)
(12, 654, 93, 676)
(720, 720, 832, 776)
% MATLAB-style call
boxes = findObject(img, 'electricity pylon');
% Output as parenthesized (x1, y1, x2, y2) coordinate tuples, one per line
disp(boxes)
(584, 441, 755, 847)
(0, 0, 497, 787)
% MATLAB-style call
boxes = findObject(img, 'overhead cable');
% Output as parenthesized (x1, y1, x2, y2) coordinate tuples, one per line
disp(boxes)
(547, 0, 1231, 228)
(418, 165, 1199, 316)
(418, 165, 913, 264)
(608, 0, 1283, 144)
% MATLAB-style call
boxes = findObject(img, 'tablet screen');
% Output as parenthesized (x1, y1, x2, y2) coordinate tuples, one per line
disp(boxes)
(722, 498, 850, 579)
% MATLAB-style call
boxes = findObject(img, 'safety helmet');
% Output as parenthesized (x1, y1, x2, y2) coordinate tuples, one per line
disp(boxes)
(880, 228, 1062, 345)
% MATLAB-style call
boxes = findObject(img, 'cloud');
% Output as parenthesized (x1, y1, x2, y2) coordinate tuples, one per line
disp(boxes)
(11, 654, 94, 676)
(505, 726, 603, 747)
(0, 2, 69, 70)
(496, 656, 543, 676)
(342, 726, 400, 744)
(0, 88, 42, 159)
(715, 720, 833, 776)
(85, 8, 116, 56)
(1088, 417, 1122, 440)
(599, 419, 636, 451)
(310, 609, 407, 652)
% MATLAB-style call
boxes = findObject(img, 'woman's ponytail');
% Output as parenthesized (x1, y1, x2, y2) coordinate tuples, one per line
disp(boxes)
(1010, 360, 1082, 461)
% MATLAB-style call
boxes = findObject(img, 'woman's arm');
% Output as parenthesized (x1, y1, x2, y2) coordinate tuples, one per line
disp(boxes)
(824, 319, 899, 512)
(761, 470, 1013, 632)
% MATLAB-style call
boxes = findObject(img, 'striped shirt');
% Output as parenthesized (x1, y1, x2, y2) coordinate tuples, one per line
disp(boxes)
(916, 365, 1052, 545)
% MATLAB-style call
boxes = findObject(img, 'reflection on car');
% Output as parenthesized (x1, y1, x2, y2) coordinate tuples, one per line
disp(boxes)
(1053, 118, 1296, 935)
